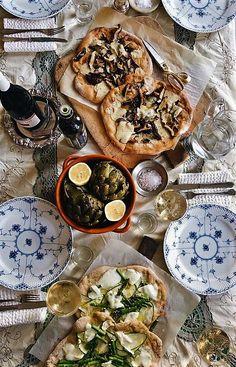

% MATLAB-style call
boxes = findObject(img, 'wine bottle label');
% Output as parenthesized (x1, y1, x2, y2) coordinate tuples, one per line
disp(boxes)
(14, 113, 41, 128)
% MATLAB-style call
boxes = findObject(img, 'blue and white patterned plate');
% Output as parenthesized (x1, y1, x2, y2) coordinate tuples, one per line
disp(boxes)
(0, 0, 69, 20)
(0, 197, 72, 291)
(162, 0, 236, 33)
(164, 204, 236, 295)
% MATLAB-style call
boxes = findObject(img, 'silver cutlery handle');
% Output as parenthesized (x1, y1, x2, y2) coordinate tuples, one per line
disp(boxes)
(188, 189, 235, 199)
(0, 301, 46, 311)
(0, 29, 46, 35)
(0, 37, 67, 43)
(0, 298, 17, 303)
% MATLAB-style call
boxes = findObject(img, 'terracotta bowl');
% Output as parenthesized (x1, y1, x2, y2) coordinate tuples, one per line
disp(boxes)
(55, 154, 136, 234)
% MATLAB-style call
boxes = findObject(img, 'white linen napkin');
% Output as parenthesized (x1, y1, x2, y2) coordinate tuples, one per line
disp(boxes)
(3, 18, 57, 53)
(178, 170, 234, 208)
(0, 286, 47, 328)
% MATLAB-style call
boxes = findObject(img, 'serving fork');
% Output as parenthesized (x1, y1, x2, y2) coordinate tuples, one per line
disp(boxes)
(0, 293, 40, 303)
(0, 25, 65, 36)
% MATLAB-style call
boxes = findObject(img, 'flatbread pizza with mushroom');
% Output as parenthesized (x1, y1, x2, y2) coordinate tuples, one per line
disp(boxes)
(101, 75, 192, 155)
(71, 25, 153, 103)
(46, 312, 162, 367)
(76, 265, 167, 328)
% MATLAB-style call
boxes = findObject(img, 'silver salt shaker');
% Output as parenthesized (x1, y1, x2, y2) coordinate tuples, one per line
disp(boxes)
(113, 0, 130, 13)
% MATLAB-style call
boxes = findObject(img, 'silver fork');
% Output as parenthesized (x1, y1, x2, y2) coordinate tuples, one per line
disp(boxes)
(185, 189, 236, 200)
(0, 26, 65, 36)
(0, 293, 40, 303)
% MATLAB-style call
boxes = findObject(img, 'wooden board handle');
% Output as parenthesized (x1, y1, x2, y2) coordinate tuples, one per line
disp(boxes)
(113, 217, 131, 233)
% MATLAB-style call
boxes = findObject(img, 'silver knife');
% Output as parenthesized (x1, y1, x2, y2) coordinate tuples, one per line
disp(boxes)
(167, 182, 234, 191)
(0, 301, 47, 311)
(0, 36, 67, 43)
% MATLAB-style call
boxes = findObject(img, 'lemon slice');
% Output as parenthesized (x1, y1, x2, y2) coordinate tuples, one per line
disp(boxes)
(105, 200, 126, 222)
(68, 162, 92, 186)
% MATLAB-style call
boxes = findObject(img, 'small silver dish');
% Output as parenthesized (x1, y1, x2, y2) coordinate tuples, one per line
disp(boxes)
(132, 160, 168, 197)
(129, 0, 160, 13)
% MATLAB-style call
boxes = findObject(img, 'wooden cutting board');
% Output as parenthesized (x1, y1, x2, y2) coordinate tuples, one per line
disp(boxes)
(55, 16, 210, 168)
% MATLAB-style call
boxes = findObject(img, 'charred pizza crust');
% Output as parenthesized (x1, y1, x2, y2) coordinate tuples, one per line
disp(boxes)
(101, 75, 192, 155)
(46, 312, 162, 367)
(76, 265, 167, 327)
(71, 25, 153, 103)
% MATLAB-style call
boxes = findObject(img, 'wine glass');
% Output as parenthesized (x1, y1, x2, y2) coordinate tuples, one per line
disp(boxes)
(46, 280, 80, 317)
(136, 212, 158, 234)
(188, 98, 236, 160)
(197, 327, 236, 366)
(154, 189, 188, 222)
(60, 244, 94, 282)
(71, 0, 97, 24)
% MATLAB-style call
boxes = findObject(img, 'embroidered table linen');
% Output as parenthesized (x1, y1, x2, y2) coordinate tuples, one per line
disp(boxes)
(0, 1, 235, 367)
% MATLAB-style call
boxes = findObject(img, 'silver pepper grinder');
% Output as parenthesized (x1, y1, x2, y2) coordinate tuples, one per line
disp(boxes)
(113, 0, 130, 13)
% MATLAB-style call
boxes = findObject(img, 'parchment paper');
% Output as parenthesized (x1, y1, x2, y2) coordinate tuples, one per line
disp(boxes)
(30, 239, 200, 361)
(59, 7, 216, 110)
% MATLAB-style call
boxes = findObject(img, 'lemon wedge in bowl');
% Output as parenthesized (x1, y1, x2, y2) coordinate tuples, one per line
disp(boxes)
(68, 162, 92, 186)
(105, 200, 126, 222)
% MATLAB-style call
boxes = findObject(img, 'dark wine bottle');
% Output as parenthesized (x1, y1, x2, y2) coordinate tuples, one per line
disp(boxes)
(58, 104, 88, 150)
(0, 71, 45, 131)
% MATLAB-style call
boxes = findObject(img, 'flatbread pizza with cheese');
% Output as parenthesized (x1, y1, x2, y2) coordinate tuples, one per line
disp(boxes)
(101, 75, 192, 155)
(76, 265, 167, 327)
(46, 312, 162, 367)
(71, 25, 153, 103)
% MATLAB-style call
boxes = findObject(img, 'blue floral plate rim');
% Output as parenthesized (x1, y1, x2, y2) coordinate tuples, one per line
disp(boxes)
(162, 0, 236, 33)
(163, 204, 236, 295)
(0, 196, 72, 291)
(0, 0, 70, 20)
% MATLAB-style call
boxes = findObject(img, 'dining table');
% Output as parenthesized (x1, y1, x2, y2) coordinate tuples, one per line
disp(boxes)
(0, 1, 236, 367)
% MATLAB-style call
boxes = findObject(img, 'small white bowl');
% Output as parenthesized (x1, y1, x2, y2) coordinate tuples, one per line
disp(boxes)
(129, 0, 160, 14)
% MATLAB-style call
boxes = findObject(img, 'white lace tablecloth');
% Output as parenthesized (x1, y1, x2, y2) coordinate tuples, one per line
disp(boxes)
(0, 2, 235, 367)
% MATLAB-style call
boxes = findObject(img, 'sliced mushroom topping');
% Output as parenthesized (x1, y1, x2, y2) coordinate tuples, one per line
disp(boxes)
(88, 51, 97, 72)
(85, 73, 103, 85)
(159, 96, 168, 110)
(95, 57, 106, 68)
(97, 67, 104, 73)
(112, 24, 122, 41)
(164, 124, 175, 136)
(122, 94, 141, 109)
(110, 41, 119, 55)
(150, 122, 162, 140)
(119, 44, 128, 58)
(73, 47, 86, 62)
(157, 87, 165, 103)
(104, 78, 114, 88)
(171, 105, 183, 118)
(135, 125, 152, 134)
(104, 54, 117, 62)
(139, 89, 144, 106)
(100, 47, 108, 56)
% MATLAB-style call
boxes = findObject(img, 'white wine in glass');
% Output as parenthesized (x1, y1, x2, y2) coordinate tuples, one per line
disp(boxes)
(46, 280, 80, 317)
(155, 189, 187, 221)
(197, 327, 236, 366)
